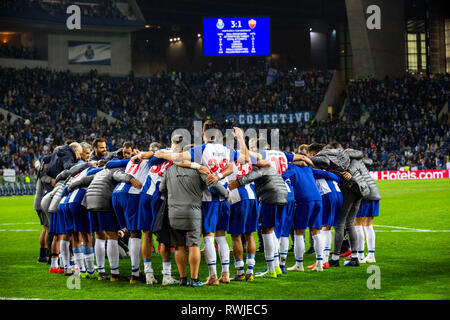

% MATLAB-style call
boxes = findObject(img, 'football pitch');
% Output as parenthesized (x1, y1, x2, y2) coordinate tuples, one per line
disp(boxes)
(0, 179, 449, 300)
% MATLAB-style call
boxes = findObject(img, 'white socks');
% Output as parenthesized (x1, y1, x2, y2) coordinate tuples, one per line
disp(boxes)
(294, 235, 305, 267)
(216, 236, 230, 273)
(262, 233, 275, 272)
(73, 247, 85, 273)
(106, 239, 119, 275)
(234, 259, 245, 276)
(355, 225, 365, 260)
(322, 230, 332, 262)
(84, 246, 95, 274)
(144, 259, 153, 274)
(246, 254, 255, 275)
(312, 234, 324, 266)
(272, 232, 280, 268)
(51, 256, 59, 269)
(279, 236, 289, 267)
(162, 259, 172, 276)
(365, 225, 376, 258)
(95, 239, 106, 273)
(129, 237, 141, 276)
(203, 236, 217, 276)
(60, 240, 71, 270)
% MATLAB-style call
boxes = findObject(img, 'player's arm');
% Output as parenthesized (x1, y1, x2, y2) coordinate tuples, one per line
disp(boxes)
(55, 169, 71, 183)
(174, 160, 211, 176)
(345, 149, 364, 160)
(200, 174, 230, 198)
(312, 168, 340, 182)
(159, 172, 167, 194)
(230, 166, 263, 190)
(233, 127, 250, 164)
(105, 159, 130, 168)
(254, 159, 271, 168)
(290, 153, 315, 166)
(112, 170, 142, 189)
(363, 158, 374, 167)
(40, 171, 54, 186)
(309, 155, 331, 168)
(154, 150, 191, 162)
(131, 151, 154, 161)
(249, 150, 262, 161)
(205, 163, 233, 184)
(67, 175, 94, 193)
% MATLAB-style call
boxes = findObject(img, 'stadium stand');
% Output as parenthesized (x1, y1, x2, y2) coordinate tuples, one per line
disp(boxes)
(0, 65, 448, 186)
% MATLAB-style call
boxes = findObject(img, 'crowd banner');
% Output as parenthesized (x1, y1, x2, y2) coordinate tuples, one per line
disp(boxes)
(68, 41, 111, 65)
(3, 169, 16, 183)
(227, 111, 313, 126)
(294, 80, 305, 87)
(370, 169, 450, 180)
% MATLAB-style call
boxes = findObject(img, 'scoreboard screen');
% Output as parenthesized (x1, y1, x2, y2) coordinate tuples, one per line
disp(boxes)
(203, 17, 270, 56)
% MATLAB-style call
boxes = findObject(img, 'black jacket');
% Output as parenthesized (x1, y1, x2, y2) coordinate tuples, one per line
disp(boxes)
(47, 145, 78, 179)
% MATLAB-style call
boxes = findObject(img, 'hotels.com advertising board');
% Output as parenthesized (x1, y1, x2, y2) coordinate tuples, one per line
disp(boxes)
(369, 170, 450, 180)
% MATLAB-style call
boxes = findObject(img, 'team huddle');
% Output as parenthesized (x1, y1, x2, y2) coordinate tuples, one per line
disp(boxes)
(34, 120, 380, 288)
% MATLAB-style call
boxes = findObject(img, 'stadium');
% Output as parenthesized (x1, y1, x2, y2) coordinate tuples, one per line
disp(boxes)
(0, 0, 449, 306)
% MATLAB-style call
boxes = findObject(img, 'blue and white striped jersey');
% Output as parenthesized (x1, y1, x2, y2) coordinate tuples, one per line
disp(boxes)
(141, 150, 173, 197)
(113, 159, 151, 195)
(259, 149, 295, 200)
(228, 161, 257, 205)
(190, 142, 238, 202)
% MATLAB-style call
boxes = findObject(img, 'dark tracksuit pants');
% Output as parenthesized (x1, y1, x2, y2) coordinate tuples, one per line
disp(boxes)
(332, 189, 362, 257)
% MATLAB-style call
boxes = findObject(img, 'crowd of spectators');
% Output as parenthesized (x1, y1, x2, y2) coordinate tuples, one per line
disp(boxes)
(278, 74, 450, 171)
(0, 43, 37, 60)
(1, 0, 130, 20)
(187, 68, 332, 116)
(0, 66, 448, 177)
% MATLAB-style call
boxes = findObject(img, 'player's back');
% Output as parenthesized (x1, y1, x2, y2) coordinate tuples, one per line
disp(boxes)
(114, 159, 150, 194)
(191, 142, 236, 175)
(142, 149, 173, 197)
(228, 161, 256, 205)
(190, 142, 237, 202)
(283, 164, 321, 202)
(259, 149, 292, 175)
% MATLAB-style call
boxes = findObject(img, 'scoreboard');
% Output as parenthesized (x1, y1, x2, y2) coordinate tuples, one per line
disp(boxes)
(203, 17, 270, 56)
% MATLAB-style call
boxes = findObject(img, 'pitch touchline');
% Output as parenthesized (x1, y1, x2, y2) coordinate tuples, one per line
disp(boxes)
(0, 229, 42, 232)
(373, 224, 440, 232)
(0, 297, 51, 300)
(0, 222, 39, 225)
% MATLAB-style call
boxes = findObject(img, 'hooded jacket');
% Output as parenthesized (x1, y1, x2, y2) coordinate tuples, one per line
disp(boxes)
(237, 166, 288, 205)
(34, 162, 52, 211)
(311, 148, 364, 174)
(47, 162, 92, 213)
(47, 145, 78, 179)
(360, 158, 381, 201)
(342, 158, 370, 198)
(69, 167, 134, 212)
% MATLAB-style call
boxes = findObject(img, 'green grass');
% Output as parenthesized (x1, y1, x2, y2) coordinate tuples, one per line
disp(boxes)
(0, 179, 449, 300)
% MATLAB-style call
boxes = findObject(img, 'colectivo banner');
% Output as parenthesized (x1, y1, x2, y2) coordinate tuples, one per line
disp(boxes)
(226, 111, 313, 126)
(369, 170, 450, 180)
